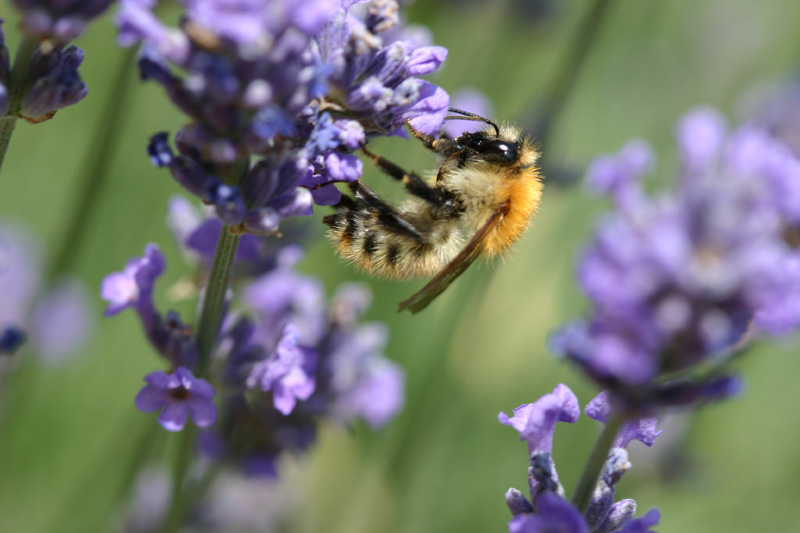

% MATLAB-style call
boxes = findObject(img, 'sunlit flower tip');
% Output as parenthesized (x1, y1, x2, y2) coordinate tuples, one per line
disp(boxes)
(498, 384, 579, 453)
(12, 0, 113, 42)
(135, 367, 217, 431)
(585, 391, 662, 449)
(246, 323, 316, 415)
(101, 244, 166, 316)
(508, 493, 588, 533)
(592, 499, 636, 533)
(0, 326, 26, 355)
(506, 488, 534, 516)
(20, 45, 88, 123)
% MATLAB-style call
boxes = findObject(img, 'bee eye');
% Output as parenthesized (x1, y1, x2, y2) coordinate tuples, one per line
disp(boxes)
(476, 140, 518, 162)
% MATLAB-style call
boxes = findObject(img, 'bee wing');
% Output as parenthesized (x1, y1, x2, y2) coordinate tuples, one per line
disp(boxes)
(398, 204, 507, 314)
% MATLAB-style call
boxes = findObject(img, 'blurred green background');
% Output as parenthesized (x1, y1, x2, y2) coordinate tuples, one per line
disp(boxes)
(2, 0, 800, 531)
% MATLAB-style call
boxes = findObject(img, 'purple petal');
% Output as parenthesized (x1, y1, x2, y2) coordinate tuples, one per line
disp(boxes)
(158, 401, 189, 432)
(135, 384, 168, 413)
(403, 82, 449, 135)
(187, 396, 218, 427)
(324, 152, 363, 182)
(405, 46, 447, 76)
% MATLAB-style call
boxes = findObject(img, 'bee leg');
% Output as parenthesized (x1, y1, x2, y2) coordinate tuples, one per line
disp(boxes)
(349, 180, 426, 240)
(361, 147, 442, 206)
(407, 126, 462, 156)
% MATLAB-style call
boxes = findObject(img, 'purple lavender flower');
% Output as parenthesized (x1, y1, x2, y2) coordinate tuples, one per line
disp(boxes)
(31, 277, 93, 364)
(508, 493, 659, 533)
(246, 323, 317, 415)
(11, 0, 113, 42)
(200, 254, 403, 475)
(101, 243, 165, 317)
(551, 107, 800, 410)
(102, 244, 198, 368)
(135, 366, 217, 431)
(498, 383, 579, 454)
(118, 0, 450, 233)
(508, 493, 588, 533)
(502, 386, 660, 533)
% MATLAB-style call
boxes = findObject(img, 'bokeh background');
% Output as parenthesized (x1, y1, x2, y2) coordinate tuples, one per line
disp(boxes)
(2, 0, 800, 531)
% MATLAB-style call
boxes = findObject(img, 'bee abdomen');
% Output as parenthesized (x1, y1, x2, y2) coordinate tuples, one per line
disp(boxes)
(325, 210, 442, 280)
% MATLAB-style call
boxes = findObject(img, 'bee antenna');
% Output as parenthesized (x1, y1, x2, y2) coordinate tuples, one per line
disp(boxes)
(445, 108, 500, 136)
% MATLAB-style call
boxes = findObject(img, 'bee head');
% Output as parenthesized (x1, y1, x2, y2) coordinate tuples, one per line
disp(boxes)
(455, 131, 520, 165)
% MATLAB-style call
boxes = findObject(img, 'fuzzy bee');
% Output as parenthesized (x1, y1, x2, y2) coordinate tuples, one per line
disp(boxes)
(323, 109, 543, 313)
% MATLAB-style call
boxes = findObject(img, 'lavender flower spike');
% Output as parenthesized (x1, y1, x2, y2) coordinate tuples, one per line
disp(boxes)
(136, 367, 217, 431)
(499, 384, 580, 454)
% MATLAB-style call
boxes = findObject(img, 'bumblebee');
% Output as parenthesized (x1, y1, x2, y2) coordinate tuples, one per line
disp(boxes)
(324, 109, 543, 313)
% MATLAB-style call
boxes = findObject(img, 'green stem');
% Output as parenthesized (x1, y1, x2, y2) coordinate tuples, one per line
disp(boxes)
(162, 425, 197, 533)
(571, 410, 624, 514)
(534, 0, 613, 143)
(46, 47, 138, 280)
(195, 226, 242, 374)
(0, 35, 39, 175)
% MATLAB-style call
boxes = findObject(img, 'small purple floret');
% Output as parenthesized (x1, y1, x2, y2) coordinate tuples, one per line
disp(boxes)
(498, 384, 579, 454)
(101, 244, 165, 316)
(135, 366, 217, 431)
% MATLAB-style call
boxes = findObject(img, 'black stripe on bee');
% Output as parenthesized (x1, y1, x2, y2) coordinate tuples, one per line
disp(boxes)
(363, 232, 379, 257)
(386, 244, 401, 265)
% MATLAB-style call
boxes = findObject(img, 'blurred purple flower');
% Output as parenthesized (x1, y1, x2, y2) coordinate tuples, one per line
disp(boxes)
(247, 323, 317, 415)
(136, 366, 217, 431)
(31, 277, 93, 364)
(0, 223, 92, 362)
(201, 251, 403, 475)
(551, 106, 800, 410)
(11, 0, 113, 42)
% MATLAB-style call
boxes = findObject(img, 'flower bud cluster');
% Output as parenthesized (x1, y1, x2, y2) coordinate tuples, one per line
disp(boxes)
(2, 0, 110, 123)
(102, 206, 404, 471)
(500, 385, 660, 533)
